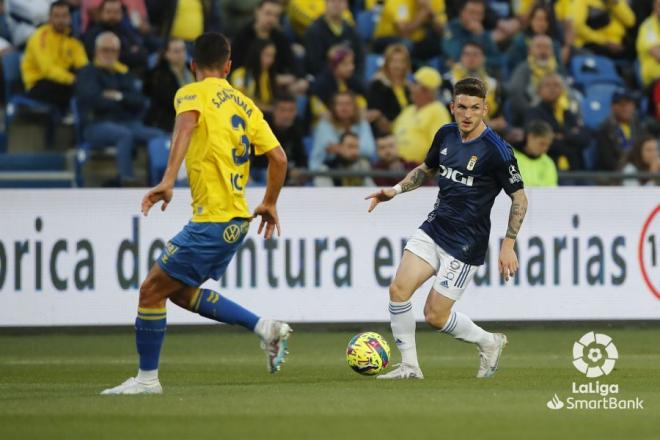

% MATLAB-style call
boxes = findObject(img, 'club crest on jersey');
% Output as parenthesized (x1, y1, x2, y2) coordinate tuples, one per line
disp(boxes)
(438, 165, 474, 186)
(508, 164, 522, 184)
(467, 155, 478, 171)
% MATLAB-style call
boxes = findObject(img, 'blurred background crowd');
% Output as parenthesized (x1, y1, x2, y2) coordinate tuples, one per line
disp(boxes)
(1, 0, 659, 188)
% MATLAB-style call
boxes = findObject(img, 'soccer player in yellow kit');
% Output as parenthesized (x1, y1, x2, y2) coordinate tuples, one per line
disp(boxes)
(102, 33, 291, 395)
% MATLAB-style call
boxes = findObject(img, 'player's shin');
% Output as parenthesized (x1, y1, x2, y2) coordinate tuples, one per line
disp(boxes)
(135, 307, 167, 382)
(440, 310, 495, 348)
(389, 300, 420, 367)
(190, 288, 261, 332)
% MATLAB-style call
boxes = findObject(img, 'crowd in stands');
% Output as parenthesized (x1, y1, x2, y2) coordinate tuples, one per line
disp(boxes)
(1, 0, 659, 187)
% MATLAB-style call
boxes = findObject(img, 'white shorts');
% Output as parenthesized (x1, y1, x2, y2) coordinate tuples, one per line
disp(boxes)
(404, 229, 478, 301)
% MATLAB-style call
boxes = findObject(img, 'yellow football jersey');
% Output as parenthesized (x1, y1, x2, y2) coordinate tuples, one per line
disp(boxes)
(173, 77, 279, 222)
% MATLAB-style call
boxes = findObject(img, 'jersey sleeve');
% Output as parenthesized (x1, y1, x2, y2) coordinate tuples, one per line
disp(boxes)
(492, 143, 525, 195)
(423, 124, 450, 169)
(173, 84, 203, 116)
(248, 106, 280, 155)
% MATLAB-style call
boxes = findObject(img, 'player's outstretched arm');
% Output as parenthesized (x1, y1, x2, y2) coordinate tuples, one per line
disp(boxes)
(253, 146, 288, 240)
(141, 111, 198, 216)
(365, 163, 436, 212)
(499, 189, 528, 281)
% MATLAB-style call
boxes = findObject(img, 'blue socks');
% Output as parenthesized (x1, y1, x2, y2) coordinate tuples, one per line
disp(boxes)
(191, 288, 260, 331)
(135, 308, 167, 371)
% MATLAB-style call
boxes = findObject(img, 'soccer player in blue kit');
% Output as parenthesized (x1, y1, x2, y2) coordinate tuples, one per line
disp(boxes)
(366, 78, 528, 379)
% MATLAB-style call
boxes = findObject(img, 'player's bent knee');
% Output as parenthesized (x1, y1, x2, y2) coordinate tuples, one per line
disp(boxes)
(389, 281, 413, 302)
(424, 307, 450, 329)
(138, 276, 162, 308)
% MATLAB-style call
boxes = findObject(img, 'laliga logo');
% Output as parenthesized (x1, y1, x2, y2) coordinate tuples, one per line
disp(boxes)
(572, 332, 618, 378)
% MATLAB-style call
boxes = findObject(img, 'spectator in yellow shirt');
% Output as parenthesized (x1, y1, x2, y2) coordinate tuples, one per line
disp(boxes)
(288, 0, 354, 39)
(514, 119, 558, 187)
(370, 0, 446, 62)
(393, 66, 451, 163)
(558, 0, 635, 58)
(636, 0, 660, 87)
(21, 1, 88, 112)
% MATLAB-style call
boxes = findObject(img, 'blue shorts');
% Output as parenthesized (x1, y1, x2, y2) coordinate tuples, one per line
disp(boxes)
(157, 218, 250, 287)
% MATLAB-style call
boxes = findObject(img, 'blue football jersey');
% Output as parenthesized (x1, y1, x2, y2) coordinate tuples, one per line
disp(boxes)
(419, 123, 524, 265)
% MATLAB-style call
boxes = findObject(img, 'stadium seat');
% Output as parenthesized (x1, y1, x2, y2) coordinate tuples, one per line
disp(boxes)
(147, 136, 170, 186)
(365, 53, 383, 83)
(303, 135, 313, 157)
(1, 50, 58, 152)
(570, 55, 623, 91)
(580, 83, 620, 130)
(356, 10, 376, 42)
(147, 136, 188, 187)
(0, 153, 75, 187)
(70, 8, 82, 37)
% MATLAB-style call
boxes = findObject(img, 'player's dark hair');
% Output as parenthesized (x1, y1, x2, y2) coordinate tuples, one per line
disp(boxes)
(340, 131, 358, 143)
(453, 77, 487, 99)
(50, 0, 71, 13)
(193, 32, 231, 70)
(526, 119, 553, 138)
(258, 0, 282, 7)
(274, 93, 296, 104)
(100, 0, 122, 11)
(462, 0, 485, 10)
(461, 41, 484, 55)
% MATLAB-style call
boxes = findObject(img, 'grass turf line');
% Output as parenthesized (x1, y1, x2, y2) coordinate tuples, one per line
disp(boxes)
(0, 327, 657, 440)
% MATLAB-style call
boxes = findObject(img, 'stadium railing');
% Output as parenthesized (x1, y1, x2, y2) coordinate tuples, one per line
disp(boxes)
(290, 169, 660, 186)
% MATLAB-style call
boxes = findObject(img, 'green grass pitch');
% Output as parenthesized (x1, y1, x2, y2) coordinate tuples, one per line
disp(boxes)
(0, 325, 658, 440)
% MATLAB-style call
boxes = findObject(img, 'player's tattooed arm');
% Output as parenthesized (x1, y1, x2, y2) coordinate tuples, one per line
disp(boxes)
(505, 189, 528, 240)
(365, 163, 436, 212)
(399, 163, 436, 193)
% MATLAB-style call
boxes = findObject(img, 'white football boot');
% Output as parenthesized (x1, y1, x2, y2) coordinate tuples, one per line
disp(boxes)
(100, 377, 163, 395)
(260, 320, 292, 373)
(476, 333, 508, 378)
(377, 363, 424, 380)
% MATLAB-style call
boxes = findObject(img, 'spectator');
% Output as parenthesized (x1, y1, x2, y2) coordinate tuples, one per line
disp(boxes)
(442, 0, 501, 72)
(596, 89, 642, 172)
(251, 94, 308, 185)
(230, 39, 279, 113)
(371, 0, 446, 62)
(220, 0, 261, 38)
(569, 0, 635, 58)
(310, 91, 375, 170)
(621, 135, 660, 186)
(21, 1, 88, 113)
(81, 0, 149, 34)
(143, 38, 193, 131)
(505, 35, 564, 128)
(441, 42, 507, 133)
(526, 73, 590, 171)
(4, 0, 53, 47)
(636, 0, 660, 88)
(314, 131, 375, 187)
(506, 4, 568, 72)
(366, 43, 412, 137)
(371, 134, 417, 186)
(75, 31, 164, 185)
(288, 0, 354, 39)
(304, 0, 364, 78)
(393, 66, 451, 163)
(513, 119, 558, 187)
(310, 45, 367, 118)
(83, 0, 147, 72)
(232, 1, 307, 95)
(0, 1, 12, 52)
(147, 0, 221, 43)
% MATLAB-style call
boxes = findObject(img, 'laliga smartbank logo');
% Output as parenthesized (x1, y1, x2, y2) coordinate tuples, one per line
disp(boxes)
(572, 331, 618, 377)
(546, 332, 644, 411)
